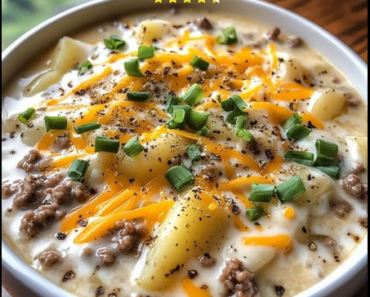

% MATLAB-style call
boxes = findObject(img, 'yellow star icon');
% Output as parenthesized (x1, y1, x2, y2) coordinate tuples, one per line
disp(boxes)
(184, 0, 191, 3)
(198, 0, 206, 3)
(213, 0, 220, 3)
(154, 0, 162, 3)
(169, 0, 177, 3)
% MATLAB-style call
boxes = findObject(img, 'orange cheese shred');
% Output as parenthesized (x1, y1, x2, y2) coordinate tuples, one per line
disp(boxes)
(73, 200, 175, 243)
(242, 235, 292, 252)
(182, 278, 212, 297)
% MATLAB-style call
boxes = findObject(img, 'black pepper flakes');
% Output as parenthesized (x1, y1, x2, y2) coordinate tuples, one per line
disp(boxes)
(62, 270, 75, 282)
(274, 285, 285, 296)
(96, 286, 105, 296)
(188, 270, 198, 279)
(57, 232, 67, 240)
(77, 220, 88, 227)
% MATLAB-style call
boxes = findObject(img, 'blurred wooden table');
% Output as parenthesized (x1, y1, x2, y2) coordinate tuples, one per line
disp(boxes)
(2, 1, 367, 297)
(266, 0, 368, 62)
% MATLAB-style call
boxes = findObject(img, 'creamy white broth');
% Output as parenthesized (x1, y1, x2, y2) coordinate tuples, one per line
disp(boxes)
(2, 9, 368, 297)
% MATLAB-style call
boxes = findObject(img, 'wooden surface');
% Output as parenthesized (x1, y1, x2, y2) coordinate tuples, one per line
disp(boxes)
(2, 1, 367, 297)
(265, 0, 368, 62)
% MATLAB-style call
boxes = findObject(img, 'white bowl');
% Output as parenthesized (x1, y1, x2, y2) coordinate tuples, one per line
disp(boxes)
(2, 1, 367, 296)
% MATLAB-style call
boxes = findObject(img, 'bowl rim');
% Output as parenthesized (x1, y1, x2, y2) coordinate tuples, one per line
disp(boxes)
(1, 1, 368, 297)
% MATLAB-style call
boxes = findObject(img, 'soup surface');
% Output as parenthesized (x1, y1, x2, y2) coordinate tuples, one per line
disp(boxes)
(2, 9, 368, 297)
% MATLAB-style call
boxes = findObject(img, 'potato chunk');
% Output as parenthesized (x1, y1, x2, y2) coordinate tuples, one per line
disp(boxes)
(25, 37, 94, 95)
(308, 89, 347, 121)
(136, 187, 230, 291)
(135, 20, 175, 45)
(346, 136, 368, 164)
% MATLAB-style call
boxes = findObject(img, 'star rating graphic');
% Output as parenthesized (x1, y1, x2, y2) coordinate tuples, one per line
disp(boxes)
(154, 0, 221, 3)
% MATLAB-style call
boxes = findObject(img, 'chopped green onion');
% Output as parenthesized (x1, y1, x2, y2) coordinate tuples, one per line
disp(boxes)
(316, 166, 340, 179)
(237, 129, 254, 142)
(235, 116, 247, 131)
(276, 176, 306, 203)
(217, 27, 238, 45)
(314, 156, 340, 167)
(246, 206, 265, 222)
(77, 60, 93, 75)
(249, 184, 275, 203)
(123, 136, 144, 157)
(165, 164, 195, 192)
(285, 151, 314, 166)
(190, 56, 209, 71)
(226, 108, 246, 124)
(219, 97, 235, 112)
(187, 144, 202, 164)
(282, 113, 303, 131)
(196, 125, 211, 136)
(172, 105, 192, 115)
(183, 84, 204, 107)
(138, 45, 155, 60)
(286, 124, 311, 141)
(68, 159, 90, 182)
(124, 59, 144, 77)
(173, 109, 186, 124)
(315, 139, 339, 159)
(74, 123, 101, 134)
(104, 35, 126, 50)
(18, 108, 36, 124)
(230, 95, 248, 111)
(165, 96, 182, 113)
(44, 116, 67, 132)
(95, 136, 120, 154)
(186, 110, 210, 130)
(127, 92, 150, 102)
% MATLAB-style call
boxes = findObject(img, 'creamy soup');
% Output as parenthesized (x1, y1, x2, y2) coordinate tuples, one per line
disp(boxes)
(2, 9, 368, 297)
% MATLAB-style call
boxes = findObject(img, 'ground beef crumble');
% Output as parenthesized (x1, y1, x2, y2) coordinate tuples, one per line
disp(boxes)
(35, 248, 63, 269)
(97, 248, 116, 266)
(219, 258, 260, 297)
(340, 174, 368, 200)
(17, 149, 51, 173)
(46, 178, 91, 204)
(113, 220, 148, 254)
(329, 198, 353, 218)
(198, 253, 217, 267)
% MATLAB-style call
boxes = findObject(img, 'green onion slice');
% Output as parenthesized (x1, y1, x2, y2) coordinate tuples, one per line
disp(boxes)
(237, 129, 254, 142)
(44, 116, 67, 132)
(285, 151, 314, 166)
(124, 59, 145, 77)
(235, 116, 247, 131)
(18, 108, 36, 124)
(183, 84, 204, 107)
(74, 123, 101, 134)
(190, 56, 210, 71)
(165, 164, 195, 192)
(186, 110, 210, 130)
(230, 95, 248, 111)
(123, 136, 144, 158)
(218, 27, 238, 45)
(95, 136, 120, 154)
(316, 166, 340, 180)
(249, 184, 275, 203)
(68, 159, 90, 182)
(77, 60, 93, 75)
(165, 96, 182, 113)
(104, 35, 126, 50)
(315, 139, 339, 159)
(276, 175, 306, 203)
(226, 108, 246, 124)
(282, 113, 303, 131)
(286, 124, 311, 141)
(138, 45, 155, 60)
(173, 109, 186, 124)
(246, 206, 265, 222)
(127, 92, 150, 102)
(219, 97, 235, 112)
(187, 144, 202, 163)
(196, 125, 211, 136)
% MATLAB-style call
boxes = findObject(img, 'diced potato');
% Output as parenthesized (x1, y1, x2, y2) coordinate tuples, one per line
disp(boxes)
(25, 37, 94, 95)
(136, 187, 230, 291)
(346, 136, 368, 163)
(116, 133, 190, 184)
(293, 167, 333, 206)
(135, 20, 175, 45)
(277, 58, 305, 83)
(308, 89, 347, 121)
